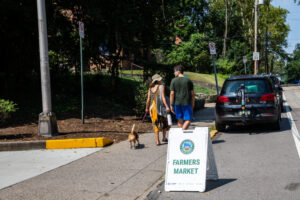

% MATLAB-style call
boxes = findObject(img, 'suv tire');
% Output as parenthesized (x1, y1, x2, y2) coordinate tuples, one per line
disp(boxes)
(271, 115, 281, 130)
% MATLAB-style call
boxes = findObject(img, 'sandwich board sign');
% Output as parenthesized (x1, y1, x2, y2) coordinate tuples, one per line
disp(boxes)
(165, 127, 218, 192)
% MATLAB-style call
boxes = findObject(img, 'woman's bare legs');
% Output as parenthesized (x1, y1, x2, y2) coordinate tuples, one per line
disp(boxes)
(155, 131, 160, 145)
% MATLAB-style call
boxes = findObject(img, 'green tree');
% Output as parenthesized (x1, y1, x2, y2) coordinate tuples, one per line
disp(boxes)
(167, 33, 211, 73)
(285, 44, 300, 83)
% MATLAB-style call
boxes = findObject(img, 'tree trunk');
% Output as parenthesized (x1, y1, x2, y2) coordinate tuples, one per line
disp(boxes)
(222, 0, 229, 57)
(265, 25, 269, 73)
(270, 55, 274, 73)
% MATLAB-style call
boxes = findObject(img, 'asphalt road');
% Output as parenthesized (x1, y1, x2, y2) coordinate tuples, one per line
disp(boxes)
(148, 86, 300, 200)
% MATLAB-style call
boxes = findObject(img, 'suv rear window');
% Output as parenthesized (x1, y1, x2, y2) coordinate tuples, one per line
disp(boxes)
(222, 79, 272, 95)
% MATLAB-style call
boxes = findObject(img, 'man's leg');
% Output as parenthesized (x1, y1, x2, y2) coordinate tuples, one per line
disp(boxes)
(177, 119, 184, 128)
(182, 120, 191, 130)
(182, 105, 192, 130)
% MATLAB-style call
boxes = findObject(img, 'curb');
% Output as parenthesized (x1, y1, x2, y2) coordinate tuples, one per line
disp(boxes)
(0, 137, 113, 152)
(210, 130, 218, 138)
(0, 129, 215, 152)
(46, 137, 113, 149)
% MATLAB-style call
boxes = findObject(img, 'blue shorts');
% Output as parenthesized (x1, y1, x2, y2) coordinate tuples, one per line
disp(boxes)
(174, 105, 192, 121)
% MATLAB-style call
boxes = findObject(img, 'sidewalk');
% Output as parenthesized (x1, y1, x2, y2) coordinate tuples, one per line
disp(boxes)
(0, 104, 216, 200)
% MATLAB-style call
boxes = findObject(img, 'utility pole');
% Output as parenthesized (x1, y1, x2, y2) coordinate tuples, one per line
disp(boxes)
(254, 0, 264, 75)
(37, 0, 58, 136)
(254, 0, 258, 75)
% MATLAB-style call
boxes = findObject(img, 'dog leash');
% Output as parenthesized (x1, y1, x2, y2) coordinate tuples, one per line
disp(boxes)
(142, 111, 148, 123)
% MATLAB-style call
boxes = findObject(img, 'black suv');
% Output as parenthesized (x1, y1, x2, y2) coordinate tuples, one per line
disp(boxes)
(215, 75, 281, 131)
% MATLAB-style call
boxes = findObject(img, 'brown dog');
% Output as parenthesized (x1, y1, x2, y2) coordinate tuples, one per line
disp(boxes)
(128, 124, 139, 149)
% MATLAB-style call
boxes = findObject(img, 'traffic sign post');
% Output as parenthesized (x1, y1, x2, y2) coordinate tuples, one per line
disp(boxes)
(165, 127, 218, 192)
(209, 42, 219, 95)
(79, 22, 85, 124)
(243, 56, 247, 74)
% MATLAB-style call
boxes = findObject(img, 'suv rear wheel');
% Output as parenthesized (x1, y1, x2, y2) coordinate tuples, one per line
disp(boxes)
(271, 114, 281, 130)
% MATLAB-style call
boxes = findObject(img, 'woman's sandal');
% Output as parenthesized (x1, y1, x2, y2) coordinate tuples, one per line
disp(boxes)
(162, 138, 168, 143)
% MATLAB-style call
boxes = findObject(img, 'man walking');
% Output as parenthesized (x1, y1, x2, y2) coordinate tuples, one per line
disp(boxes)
(170, 65, 195, 130)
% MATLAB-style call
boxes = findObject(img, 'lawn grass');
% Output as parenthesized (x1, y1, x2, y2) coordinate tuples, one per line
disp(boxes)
(121, 70, 229, 87)
(120, 70, 230, 94)
(184, 72, 229, 87)
(194, 85, 217, 94)
(120, 70, 143, 75)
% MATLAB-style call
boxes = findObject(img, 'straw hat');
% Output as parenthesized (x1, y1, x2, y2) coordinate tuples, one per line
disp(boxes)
(151, 74, 163, 83)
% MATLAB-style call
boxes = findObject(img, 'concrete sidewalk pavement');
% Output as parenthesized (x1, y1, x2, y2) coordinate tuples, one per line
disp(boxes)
(0, 104, 216, 200)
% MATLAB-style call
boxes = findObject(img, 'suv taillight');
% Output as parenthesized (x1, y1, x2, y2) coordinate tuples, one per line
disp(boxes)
(217, 95, 229, 103)
(260, 93, 275, 101)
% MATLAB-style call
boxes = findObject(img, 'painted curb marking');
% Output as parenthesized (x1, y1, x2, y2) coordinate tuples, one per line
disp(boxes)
(46, 137, 113, 149)
(210, 130, 218, 138)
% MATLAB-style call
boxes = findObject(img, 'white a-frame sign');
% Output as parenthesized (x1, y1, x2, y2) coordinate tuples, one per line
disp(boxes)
(165, 127, 218, 192)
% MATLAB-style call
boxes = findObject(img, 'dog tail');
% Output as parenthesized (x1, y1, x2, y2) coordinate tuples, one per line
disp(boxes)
(131, 124, 136, 133)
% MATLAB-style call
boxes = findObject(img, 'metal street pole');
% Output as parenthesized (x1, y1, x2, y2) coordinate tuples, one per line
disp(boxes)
(79, 22, 85, 124)
(37, 0, 57, 136)
(244, 62, 247, 74)
(80, 37, 85, 124)
(254, 0, 258, 75)
(212, 55, 219, 95)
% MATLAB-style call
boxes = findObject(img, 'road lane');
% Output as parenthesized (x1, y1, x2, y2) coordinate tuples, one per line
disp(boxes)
(149, 91, 300, 199)
(283, 86, 300, 158)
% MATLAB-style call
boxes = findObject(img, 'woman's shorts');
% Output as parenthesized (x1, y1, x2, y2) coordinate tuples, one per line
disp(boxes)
(154, 115, 170, 133)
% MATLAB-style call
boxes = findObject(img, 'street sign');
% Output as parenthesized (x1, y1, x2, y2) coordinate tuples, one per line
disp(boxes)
(243, 56, 247, 64)
(165, 127, 218, 192)
(253, 52, 260, 61)
(79, 21, 84, 38)
(209, 42, 216, 55)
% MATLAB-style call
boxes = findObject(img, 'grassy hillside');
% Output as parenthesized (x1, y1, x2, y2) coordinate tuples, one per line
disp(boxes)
(184, 72, 228, 87)
(121, 70, 228, 89)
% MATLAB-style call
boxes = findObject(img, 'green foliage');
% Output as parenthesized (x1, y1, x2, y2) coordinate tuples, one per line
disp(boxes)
(285, 44, 300, 83)
(216, 58, 235, 74)
(167, 33, 211, 73)
(133, 82, 149, 115)
(0, 99, 18, 113)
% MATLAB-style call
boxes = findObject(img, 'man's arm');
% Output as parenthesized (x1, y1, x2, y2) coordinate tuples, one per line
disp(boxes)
(170, 91, 175, 114)
(191, 90, 195, 110)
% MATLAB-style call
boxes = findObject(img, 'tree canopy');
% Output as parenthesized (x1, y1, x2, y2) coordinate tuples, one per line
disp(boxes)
(0, 0, 291, 80)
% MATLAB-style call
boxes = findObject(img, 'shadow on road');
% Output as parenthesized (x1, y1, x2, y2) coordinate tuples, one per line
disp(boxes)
(206, 178, 237, 192)
(212, 140, 225, 144)
(221, 117, 291, 134)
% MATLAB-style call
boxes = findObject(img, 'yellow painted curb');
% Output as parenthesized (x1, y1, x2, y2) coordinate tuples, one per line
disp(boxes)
(210, 130, 218, 138)
(46, 137, 113, 149)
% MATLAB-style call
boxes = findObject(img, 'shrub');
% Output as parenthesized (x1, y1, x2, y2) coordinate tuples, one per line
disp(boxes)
(0, 99, 18, 113)
(133, 81, 149, 115)
(0, 99, 18, 125)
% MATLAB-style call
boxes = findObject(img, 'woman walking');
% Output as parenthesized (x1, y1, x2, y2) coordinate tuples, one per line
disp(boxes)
(145, 74, 170, 146)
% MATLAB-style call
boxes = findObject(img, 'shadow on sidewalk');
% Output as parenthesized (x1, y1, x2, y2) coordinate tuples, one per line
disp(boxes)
(206, 178, 237, 192)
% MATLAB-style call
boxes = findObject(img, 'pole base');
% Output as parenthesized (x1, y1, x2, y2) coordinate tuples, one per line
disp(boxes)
(38, 112, 58, 137)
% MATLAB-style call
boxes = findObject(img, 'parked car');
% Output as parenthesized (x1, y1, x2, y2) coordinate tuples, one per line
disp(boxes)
(215, 75, 281, 131)
(263, 74, 283, 111)
(290, 79, 300, 84)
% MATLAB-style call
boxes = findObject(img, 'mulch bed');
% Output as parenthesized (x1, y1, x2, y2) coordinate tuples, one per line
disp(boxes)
(0, 115, 153, 144)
